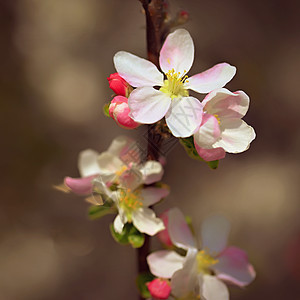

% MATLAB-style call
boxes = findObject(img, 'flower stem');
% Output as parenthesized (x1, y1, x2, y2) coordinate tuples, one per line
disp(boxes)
(137, 1, 169, 299)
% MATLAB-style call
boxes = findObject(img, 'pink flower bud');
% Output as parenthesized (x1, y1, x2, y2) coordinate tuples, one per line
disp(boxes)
(147, 278, 171, 300)
(107, 73, 129, 96)
(157, 210, 173, 247)
(109, 96, 140, 129)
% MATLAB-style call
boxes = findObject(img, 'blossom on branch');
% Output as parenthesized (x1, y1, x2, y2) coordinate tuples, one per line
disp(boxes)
(194, 88, 256, 161)
(64, 136, 163, 202)
(113, 29, 236, 138)
(147, 208, 255, 300)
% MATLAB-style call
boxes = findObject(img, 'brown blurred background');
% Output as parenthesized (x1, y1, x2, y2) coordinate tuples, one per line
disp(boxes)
(1, 0, 300, 299)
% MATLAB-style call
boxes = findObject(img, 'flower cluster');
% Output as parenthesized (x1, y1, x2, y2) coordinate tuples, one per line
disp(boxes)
(57, 23, 257, 300)
(63, 136, 168, 236)
(109, 29, 255, 162)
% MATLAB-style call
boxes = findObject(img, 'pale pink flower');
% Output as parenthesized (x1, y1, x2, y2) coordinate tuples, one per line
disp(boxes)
(64, 136, 163, 200)
(194, 88, 256, 161)
(147, 208, 255, 300)
(114, 29, 236, 138)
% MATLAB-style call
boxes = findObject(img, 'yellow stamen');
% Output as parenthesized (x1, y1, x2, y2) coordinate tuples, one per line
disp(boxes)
(196, 250, 219, 274)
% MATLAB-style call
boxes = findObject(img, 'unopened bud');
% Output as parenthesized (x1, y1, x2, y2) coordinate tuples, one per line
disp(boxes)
(147, 278, 171, 300)
(109, 96, 140, 129)
(107, 73, 130, 97)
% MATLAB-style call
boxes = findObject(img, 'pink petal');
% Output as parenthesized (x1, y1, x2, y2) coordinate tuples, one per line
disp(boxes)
(160, 29, 194, 75)
(194, 144, 226, 162)
(64, 175, 97, 195)
(113, 51, 164, 87)
(185, 63, 236, 94)
(128, 87, 171, 124)
(157, 210, 173, 247)
(168, 207, 196, 250)
(201, 215, 231, 256)
(141, 187, 170, 207)
(202, 88, 250, 119)
(214, 246, 256, 287)
(165, 97, 203, 138)
(194, 114, 221, 148)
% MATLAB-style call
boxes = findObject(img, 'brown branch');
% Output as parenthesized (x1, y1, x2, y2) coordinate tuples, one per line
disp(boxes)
(136, 1, 170, 299)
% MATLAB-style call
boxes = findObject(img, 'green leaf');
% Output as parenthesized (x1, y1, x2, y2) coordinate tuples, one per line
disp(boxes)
(88, 201, 115, 220)
(110, 223, 131, 245)
(180, 137, 219, 169)
(136, 272, 155, 298)
(180, 136, 203, 161)
(103, 103, 110, 117)
(207, 160, 219, 170)
(128, 226, 145, 248)
(110, 223, 145, 248)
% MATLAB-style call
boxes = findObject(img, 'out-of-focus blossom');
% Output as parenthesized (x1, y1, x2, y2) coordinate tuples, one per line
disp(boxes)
(63, 136, 163, 201)
(94, 168, 169, 236)
(107, 72, 131, 97)
(193, 88, 256, 161)
(147, 278, 171, 299)
(109, 96, 140, 129)
(114, 29, 236, 138)
(147, 208, 255, 299)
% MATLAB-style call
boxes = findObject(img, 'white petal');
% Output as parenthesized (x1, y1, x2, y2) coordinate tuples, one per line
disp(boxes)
(194, 114, 221, 148)
(214, 246, 256, 287)
(160, 29, 194, 75)
(147, 250, 185, 278)
(118, 167, 143, 190)
(78, 149, 101, 177)
(168, 208, 196, 250)
(92, 176, 116, 201)
(113, 214, 125, 234)
(139, 160, 164, 184)
(141, 187, 169, 207)
(201, 215, 231, 256)
(185, 63, 236, 94)
(171, 248, 199, 298)
(201, 275, 229, 300)
(97, 152, 124, 175)
(202, 88, 250, 119)
(128, 87, 171, 124)
(114, 51, 164, 87)
(132, 207, 165, 236)
(165, 97, 203, 138)
(214, 119, 256, 153)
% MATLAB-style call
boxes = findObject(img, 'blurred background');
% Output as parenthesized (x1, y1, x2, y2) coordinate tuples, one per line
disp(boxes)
(1, 0, 300, 299)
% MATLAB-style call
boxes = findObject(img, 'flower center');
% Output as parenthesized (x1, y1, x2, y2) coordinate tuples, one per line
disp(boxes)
(196, 250, 218, 274)
(213, 114, 221, 125)
(160, 68, 189, 99)
(119, 188, 143, 221)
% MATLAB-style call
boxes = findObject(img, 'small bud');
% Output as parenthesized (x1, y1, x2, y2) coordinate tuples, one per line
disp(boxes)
(157, 210, 173, 247)
(147, 278, 171, 300)
(109, 96, 140, 129)
(107, 73, 130, 97)
(178, 10, 189, 24)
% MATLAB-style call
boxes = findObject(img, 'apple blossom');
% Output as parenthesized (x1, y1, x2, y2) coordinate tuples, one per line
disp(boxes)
(113, 29, 236, 138)
(147, 208, 255, 300)
(109, 96, 140, 129)
(107, 72, 131, 97)
(93, 167, 169, 236)
(64, 136, 163, 201)
(194, 88, 256, 161)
